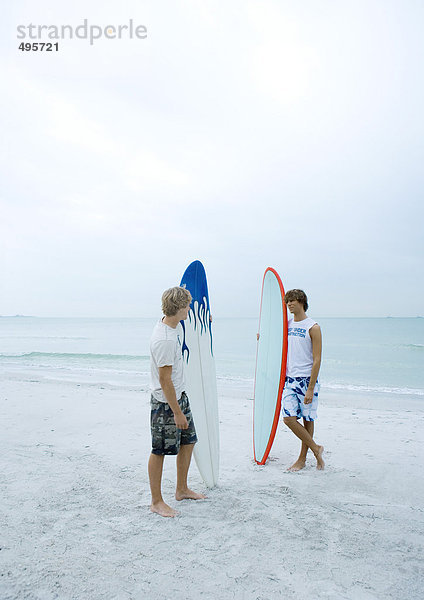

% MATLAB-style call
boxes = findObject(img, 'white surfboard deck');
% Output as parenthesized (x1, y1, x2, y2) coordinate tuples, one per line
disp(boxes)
(180, 261, 219, 488)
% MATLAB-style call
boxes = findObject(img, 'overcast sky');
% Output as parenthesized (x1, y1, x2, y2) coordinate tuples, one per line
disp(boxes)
(1, 0, 423, 318)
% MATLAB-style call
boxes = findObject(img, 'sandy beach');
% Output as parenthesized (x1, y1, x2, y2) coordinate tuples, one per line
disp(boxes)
(1, 378, 423, 600)
(3, 0, 424, 597)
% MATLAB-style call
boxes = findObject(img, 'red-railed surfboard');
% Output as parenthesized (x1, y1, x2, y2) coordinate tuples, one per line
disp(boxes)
(253, 267, 288, 465)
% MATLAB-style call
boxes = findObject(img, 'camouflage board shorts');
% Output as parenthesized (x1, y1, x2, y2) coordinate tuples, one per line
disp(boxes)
(150, 391, 198, 455)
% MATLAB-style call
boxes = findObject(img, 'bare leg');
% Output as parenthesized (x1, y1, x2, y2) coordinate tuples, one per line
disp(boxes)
(148, 453, 177, 517)
(175, 444, 206, 501)
(283, 417, 324, 470)
(287, 419, 313, 471)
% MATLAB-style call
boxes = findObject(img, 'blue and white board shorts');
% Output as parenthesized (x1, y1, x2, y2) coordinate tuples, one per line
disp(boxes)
(282, 376, 320, 421)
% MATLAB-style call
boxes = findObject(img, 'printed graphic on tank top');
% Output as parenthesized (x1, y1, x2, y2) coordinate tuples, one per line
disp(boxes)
(286, 317, 318, 378)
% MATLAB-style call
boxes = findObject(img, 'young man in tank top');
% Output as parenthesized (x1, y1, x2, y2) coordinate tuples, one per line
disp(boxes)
(282, 289, 325, 471)
(148, 286, 206, 518)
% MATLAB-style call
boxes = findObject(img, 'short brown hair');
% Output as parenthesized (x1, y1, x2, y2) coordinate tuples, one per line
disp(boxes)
(161, 286, 192, 316)
(284, 289, 308, 311)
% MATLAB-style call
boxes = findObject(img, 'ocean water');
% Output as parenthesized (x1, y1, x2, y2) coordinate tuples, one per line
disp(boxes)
(0, 317, 423, 398)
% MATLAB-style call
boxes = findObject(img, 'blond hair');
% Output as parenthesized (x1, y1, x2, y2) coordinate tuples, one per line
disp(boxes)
(161, 286, 192, 316)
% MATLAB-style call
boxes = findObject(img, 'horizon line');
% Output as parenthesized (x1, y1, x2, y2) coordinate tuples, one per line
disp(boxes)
(1, 314, 422, 320)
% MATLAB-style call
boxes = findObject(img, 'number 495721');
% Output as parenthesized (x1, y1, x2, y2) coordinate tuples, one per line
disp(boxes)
(19, 42, 59, 51)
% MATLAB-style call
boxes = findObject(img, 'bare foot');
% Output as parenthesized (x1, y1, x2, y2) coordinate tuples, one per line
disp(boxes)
(175, 488, 207, 501)
(150, 501, 178, 517)
(314, 445, 325, 470)
(287, 459, 306, 472)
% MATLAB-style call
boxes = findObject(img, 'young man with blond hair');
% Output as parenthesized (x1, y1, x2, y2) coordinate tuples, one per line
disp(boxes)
(148, 286, 205, 517)
(282, 289, 325, 471)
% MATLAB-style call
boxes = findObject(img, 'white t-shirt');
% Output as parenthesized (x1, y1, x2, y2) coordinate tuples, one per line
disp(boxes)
(150, 319, 185, 403)
(286, 317, 318, 377)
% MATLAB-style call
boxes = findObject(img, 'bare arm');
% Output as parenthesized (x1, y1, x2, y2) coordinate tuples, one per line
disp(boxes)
(304, 324, 322, 404)
(158, 366, 188, 429)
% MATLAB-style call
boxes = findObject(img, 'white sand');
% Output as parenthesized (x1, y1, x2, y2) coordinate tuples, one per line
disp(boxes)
(1, 379, 423, 599)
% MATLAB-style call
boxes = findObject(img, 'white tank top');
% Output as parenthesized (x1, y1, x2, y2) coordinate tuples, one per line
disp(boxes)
(286, 317, 318, 377)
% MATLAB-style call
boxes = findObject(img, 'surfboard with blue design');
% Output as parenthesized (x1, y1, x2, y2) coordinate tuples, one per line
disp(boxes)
(180, 260, 219, 488)
(253, 267, 288, 465)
